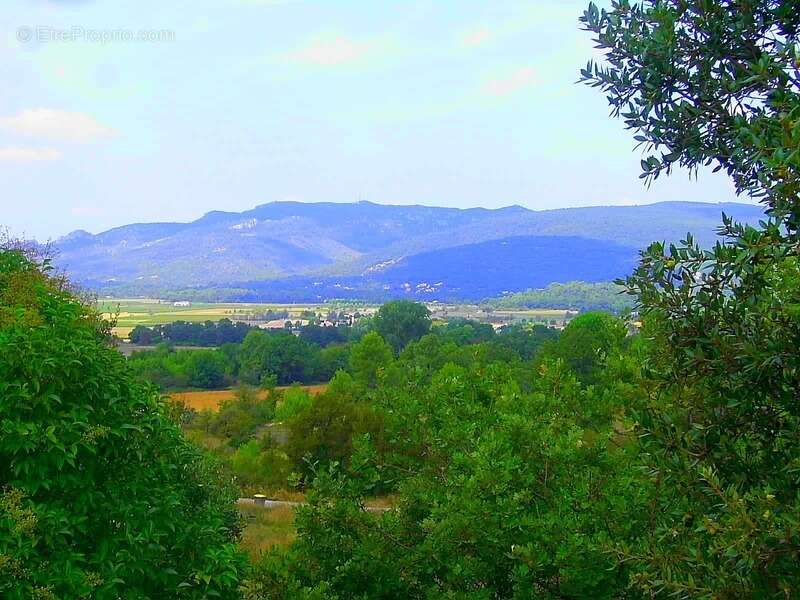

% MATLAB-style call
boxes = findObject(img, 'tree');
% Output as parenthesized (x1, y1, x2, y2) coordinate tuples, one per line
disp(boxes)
(581, 0, 800, 216)
(0, 249, 244, 598)
(541, 312, 627, 384)
(489, 281, 633, 313)
(373, 301, 431, 353)
(495, 323, 560, 360)
(436, 318, 496, 345)
(300, 324, 346, 347)
(238, 330, 321, 385)
(285, 392, 384, 481)
(348, 332, 393, 388)
(250, 356, 647, 598)
(317, 344, 350, 381)
(129, 324, 160, 345)
(582, 1, 800, 595)
(275, 386, 314, 422)
(187, 349, 230, 389)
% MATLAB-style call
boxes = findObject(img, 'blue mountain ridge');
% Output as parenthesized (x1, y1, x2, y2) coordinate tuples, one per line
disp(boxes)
(52, 200, 765, 301)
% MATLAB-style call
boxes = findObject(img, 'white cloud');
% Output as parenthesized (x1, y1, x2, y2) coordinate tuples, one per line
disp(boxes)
(481, 67, 536, 98)
(0, 108, 116, 142)
(460, 28, 493, 47)
(285, 35, 375, 66)
(0, 147, 63, 162)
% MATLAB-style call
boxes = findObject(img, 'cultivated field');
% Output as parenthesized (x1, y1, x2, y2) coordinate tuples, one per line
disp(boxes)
(99, 299, 328, 326)
(171, 385, 329, 411)
(98, 299, 341, 339)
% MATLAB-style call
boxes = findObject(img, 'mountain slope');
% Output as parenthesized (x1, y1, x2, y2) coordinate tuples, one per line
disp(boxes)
(363, 235, 638, 299)
(52, 200, 765, 299)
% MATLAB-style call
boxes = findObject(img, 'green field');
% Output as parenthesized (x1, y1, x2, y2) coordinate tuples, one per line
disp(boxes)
(98, 299, 336, 338)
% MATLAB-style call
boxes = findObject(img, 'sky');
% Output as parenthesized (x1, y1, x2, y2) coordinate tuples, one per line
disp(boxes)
(1, 0, 745, 240)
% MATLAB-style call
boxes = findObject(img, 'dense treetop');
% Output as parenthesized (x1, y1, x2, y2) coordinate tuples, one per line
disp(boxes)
(0, 248, 245, 598)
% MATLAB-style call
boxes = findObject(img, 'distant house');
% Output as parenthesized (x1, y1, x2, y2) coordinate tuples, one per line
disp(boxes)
(260, 319, 290, 330)
(173, 301, 191, 307)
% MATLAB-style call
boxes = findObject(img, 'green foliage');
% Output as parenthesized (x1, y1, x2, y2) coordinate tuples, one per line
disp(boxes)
(285, 393, 384, 483)
(348, 332, 394, 388)
(0, 249, 245, 598)
(230, 441, 292, 493)
(316, 344, 350, 381)
(130, 318, 253, 346)
(434, 318, 496, 345)
(275, 386, 313, 422)
(582, 1, 800, 596)
(494, 323, 560, 360)
(580, 0, 800, 213)
(248, 351, 649, 598)
(373, 300, 432, 353)
(489, 281, 633, 313)
(540, 312, 627, 384)
(239, 331, 323, 386)
(187, 349, 231, 389)
(299, 324, 348, 348)
(127, 343, 237, 390)
(207, 385, 276, 447)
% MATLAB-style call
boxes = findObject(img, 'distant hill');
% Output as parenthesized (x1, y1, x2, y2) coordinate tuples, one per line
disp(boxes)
(487, 281, 634, 313)
(52, 200, 765, 301)
(360, 236, 638, 299)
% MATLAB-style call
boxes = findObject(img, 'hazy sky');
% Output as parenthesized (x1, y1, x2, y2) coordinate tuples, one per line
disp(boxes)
(2, 0, 744, 240)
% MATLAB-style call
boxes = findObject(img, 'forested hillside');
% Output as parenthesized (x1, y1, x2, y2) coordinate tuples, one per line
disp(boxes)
(487, 281, 633, 313)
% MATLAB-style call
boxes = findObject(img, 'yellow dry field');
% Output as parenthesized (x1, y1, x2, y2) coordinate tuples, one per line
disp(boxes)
(113, 326, 135, 340)
(171, 384, 328, 412)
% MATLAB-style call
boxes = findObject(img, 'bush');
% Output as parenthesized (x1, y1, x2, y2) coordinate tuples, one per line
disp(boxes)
(0, 248, 245, 598)
(274, 386, 313, 422)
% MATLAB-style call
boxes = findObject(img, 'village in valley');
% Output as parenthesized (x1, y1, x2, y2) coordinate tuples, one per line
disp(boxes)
(102, 297, 580, 345)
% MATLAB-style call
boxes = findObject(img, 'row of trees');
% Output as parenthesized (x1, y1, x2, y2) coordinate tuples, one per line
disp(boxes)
(129, 319, 354, 348)
(129, 318, 255, 346)
(126, 332, 346, 389)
